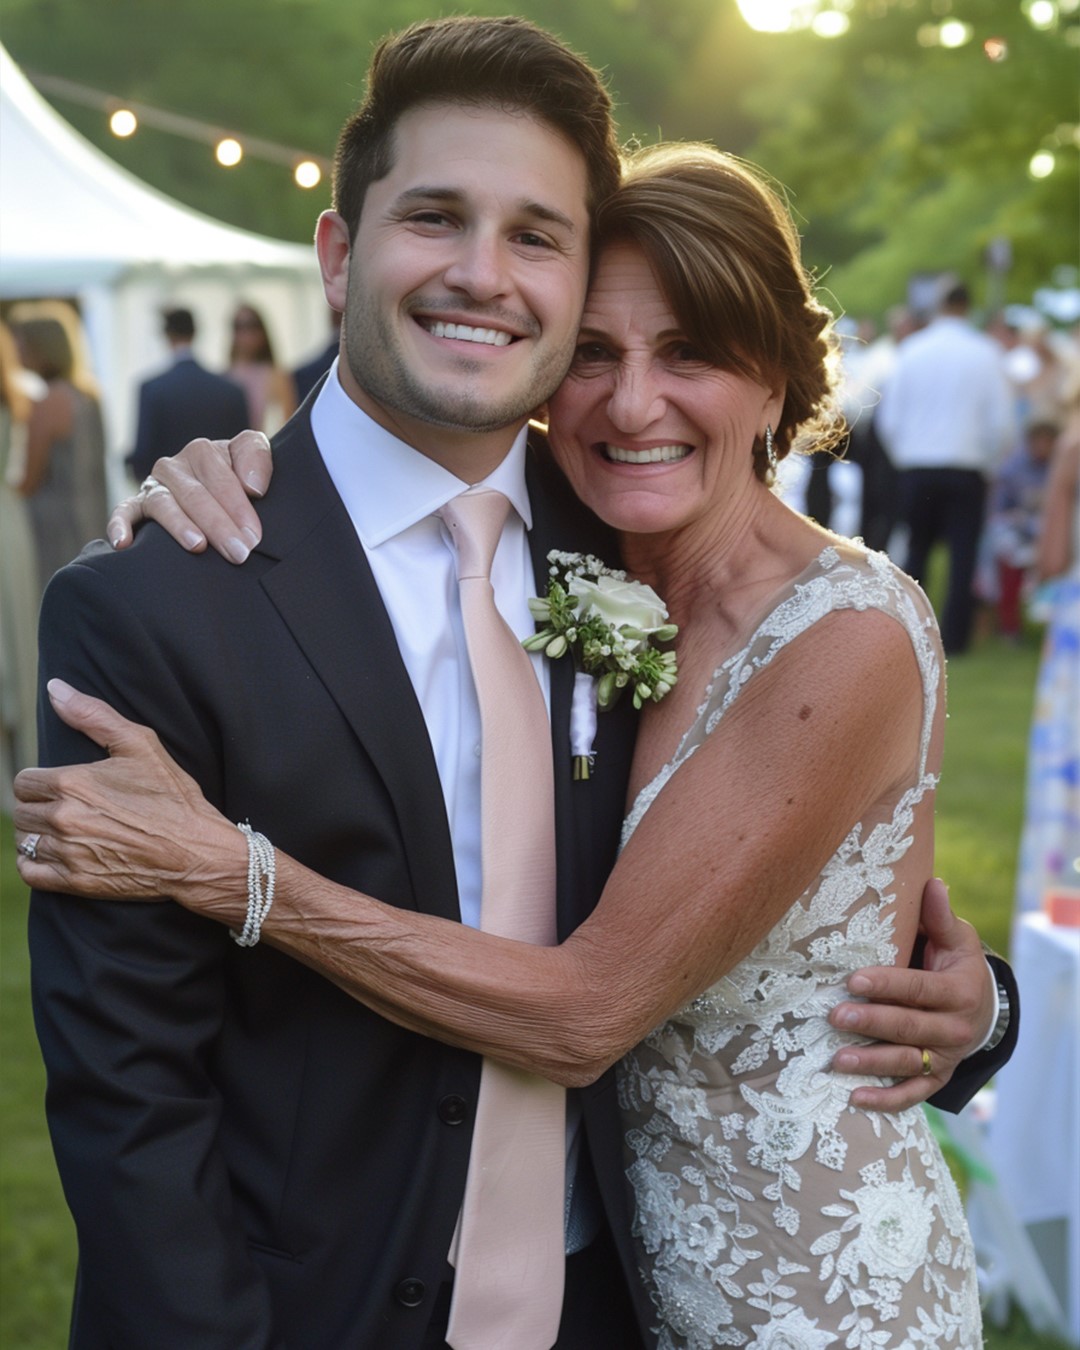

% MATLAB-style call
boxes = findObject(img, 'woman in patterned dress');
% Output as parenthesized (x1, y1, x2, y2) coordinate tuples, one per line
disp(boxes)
(16, 145, 989, 1348)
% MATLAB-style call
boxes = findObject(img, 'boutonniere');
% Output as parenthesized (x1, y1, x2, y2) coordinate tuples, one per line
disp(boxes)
(523, 551, 679, 779)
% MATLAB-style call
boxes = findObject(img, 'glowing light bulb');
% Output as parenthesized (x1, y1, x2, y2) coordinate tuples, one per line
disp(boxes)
(109, 108, 137, 138)
(215, 137, 243, 167)
(736, 0, 798, 33)
(1027, 0, 1057, 25)
(294, 160, 322, 189)
(812, 9, 850, 36)
(940, 20, 972, 46)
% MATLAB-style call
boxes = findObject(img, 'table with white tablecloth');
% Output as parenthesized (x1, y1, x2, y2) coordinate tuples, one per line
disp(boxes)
(985, 913, 1080, 1342)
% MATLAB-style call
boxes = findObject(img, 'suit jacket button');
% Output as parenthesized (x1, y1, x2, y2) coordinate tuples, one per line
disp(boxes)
(394, 1278, 426, 1307)
(438, 1093, 468, 1126)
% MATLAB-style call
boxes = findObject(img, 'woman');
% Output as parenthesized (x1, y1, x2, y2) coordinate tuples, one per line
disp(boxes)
(17, 146, 982, 1347)
(227, 302, 297, 435)
(1014, 387, 1080, 916)
(9, 301, 108, 595)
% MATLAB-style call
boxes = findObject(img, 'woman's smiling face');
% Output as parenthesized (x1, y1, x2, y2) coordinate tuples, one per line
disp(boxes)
(547, 242, 784, 537)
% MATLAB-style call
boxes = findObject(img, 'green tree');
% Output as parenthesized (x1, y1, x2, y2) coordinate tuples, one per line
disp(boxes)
(738, 0, 1078, 315)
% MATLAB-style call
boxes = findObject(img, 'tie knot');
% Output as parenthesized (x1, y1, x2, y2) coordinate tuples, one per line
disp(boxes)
(440, 490, 513, 580)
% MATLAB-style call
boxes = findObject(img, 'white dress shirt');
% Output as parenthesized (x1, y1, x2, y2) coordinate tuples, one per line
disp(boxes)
(310, 360, 550, 932)
(876, 316, 1016, 473)
(311, 365, 591, 1231)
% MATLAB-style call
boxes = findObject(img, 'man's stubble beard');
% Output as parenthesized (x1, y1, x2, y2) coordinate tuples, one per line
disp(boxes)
(342, 289, 575, 435)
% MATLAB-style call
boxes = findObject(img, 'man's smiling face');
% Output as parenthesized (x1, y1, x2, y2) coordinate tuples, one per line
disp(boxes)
(325, 101, 591, 473)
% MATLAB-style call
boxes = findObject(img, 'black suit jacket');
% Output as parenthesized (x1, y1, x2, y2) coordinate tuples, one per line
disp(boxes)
(127, 355, 249, 481)
(30, 407, 643, 1348)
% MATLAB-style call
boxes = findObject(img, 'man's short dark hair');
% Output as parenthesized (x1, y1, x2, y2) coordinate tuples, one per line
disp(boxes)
(942, 283, 971, 311)
(332, 16, 621, 242)
(162, 308, 196, 341)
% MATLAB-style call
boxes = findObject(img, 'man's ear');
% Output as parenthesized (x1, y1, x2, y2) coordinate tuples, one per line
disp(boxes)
(316, 211, 352, 312)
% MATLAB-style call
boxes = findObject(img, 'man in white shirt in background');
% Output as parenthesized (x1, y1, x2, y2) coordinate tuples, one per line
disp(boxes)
(878, 281, 1015, 653)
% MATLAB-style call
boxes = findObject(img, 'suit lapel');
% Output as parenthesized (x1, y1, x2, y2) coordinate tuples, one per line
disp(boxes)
(255, 413, 459, 921)
(526, 441, 638, 939)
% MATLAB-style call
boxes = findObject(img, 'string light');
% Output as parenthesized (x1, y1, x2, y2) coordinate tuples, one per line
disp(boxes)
(215, 137, 243, 167)
(27, 70, 330, 187)
(294, 160, 322, 189)
(1025, 0, 1058, 26)
(812, 10, 851, 37)
(1029, 150, 1056, 177)
(939, 19, 973, 46)
(109, 107, 137, 138)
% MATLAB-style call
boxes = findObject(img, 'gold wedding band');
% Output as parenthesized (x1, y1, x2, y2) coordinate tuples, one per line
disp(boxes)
(920, 1048, 933, 1077)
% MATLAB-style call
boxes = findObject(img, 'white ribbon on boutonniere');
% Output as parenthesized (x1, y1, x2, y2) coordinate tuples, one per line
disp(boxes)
(570, 671, 599, 781)
(523, 551, 679, 778)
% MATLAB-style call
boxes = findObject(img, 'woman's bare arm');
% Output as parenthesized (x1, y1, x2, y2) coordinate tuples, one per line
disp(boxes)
(15, 608, 925, 1088)
(18, 383, 71, 496)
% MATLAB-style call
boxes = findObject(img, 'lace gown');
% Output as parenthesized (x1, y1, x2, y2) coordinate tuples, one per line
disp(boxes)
(617, 545, 981, 1350)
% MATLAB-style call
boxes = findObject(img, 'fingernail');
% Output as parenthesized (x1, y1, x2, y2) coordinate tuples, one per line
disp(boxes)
(225, 537, 250, 564)
(848, 974, 871, 995)
(181, 529, 205, 550)
(47, 678, 74, 704)
(835, 1051, 859, 1070)
(244, 472, 266, 497)
(108, 526, 125, 549)
(242, 526, 261, 548)
(838, 1008, 860, 1027)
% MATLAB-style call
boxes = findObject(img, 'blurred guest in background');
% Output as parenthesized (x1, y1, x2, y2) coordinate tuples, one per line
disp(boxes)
(1002, 320, 1066, 428)
(858, 304, 919, 554)
(0, 319, 39, 805)
(985, 419, 1058, 640)
(10, 301, 108, 598)
(291, 309, 341, 405)
(228, 303, 296, 435)
(878, 282, 1015, 654)
(1014, 388, 1080, 916)
(127, 307, 249, 483)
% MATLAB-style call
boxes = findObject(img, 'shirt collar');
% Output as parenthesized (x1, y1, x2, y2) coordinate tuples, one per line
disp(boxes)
(310, 358, 533, 548)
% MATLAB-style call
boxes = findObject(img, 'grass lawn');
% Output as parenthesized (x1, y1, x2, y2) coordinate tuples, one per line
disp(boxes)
(0, 627, 1067, 1348)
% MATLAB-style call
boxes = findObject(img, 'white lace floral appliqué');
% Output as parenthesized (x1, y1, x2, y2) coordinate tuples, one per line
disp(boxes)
(617, 546, 981, 1350)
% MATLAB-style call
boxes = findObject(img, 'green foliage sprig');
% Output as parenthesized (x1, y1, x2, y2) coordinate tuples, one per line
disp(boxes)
(523, 551, 679, 711)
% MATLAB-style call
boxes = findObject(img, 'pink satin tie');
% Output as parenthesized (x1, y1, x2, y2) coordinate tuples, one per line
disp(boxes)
(439, 489, 566, 1350)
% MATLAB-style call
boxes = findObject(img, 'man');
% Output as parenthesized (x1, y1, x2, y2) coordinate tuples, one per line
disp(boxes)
(30, 18, 1014, 1349)
(877, 282, 1015, 653)
(127, 306, 249, 482)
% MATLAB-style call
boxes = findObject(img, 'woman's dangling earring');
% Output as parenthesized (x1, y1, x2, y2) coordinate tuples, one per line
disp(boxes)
(764, 424, 778, 486)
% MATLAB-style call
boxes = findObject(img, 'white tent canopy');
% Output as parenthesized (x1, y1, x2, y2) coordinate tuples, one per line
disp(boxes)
(0, 43, 329, 488)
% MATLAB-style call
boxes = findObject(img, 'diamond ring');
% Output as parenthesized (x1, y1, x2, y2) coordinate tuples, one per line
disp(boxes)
(17, 833, 41, 861)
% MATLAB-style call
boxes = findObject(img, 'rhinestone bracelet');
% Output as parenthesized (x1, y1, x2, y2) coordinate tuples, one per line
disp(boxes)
(230, 823, 276, 947)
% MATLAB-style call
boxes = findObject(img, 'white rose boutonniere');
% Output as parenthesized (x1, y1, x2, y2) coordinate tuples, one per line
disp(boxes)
(523, 551, 679, 779)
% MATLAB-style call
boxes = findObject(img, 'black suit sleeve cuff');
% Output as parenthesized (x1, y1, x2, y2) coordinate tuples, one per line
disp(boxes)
(928, 955, 1020, 1114)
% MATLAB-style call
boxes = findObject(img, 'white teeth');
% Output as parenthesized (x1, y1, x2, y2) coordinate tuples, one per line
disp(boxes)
(604, 444, 690, 464)
(425, 320, 512, 346)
